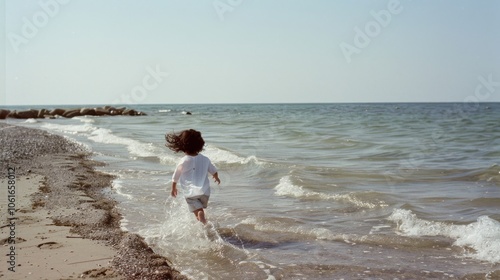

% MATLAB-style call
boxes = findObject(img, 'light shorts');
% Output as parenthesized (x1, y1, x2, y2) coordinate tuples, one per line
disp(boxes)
(185, 195, 209, 212)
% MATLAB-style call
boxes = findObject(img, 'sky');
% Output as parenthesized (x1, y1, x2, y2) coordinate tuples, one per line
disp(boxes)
(2, 0, 500, 105)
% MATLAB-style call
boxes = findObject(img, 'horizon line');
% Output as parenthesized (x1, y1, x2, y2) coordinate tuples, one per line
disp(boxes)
(2, 101, 500, 107)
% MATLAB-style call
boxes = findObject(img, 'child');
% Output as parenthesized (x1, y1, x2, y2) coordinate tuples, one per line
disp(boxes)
(165, 129, 220, 224)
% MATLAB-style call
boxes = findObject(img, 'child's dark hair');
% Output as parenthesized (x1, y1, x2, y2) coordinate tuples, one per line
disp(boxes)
(165, 129, 205, 155)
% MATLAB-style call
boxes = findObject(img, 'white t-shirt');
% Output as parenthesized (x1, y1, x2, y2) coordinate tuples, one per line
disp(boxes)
(172, 154, 217, 198)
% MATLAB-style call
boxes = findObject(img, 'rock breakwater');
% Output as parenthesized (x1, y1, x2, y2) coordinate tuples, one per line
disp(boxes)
(0, 106, 146, 119)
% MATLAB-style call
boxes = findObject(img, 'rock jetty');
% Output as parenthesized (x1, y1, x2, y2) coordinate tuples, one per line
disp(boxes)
(0, 106, 147, 119)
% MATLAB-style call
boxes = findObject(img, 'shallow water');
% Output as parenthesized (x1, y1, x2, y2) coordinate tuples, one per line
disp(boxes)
(6, 103, 500, 279)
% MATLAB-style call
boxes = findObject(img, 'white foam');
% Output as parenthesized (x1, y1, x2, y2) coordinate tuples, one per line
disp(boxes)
(89, 127, 160, 159)
(158, 154, 179, 165)
(158, 109, 171, 113)
(42, 122, 178, 164)
(239, 217, 349, 242)
(204, 145, 260, 165)
(120, 217, 130, 231)
(137, 198, 276, 279)
(274, 176, 378, 208)
(238, 261, 277, 280)
(140, 198, 227, 256)
(62, 135, 92, 153)
(112, 180, 134, 200)
(240, 155, 260, 164)
(41, 122, 96, 134)
(388, 209, 500, 263)
(73, 116, 96, 123)
(24, 118, 37, 123)
(38, 123, 92, 152)
(274, 176, 307, 197)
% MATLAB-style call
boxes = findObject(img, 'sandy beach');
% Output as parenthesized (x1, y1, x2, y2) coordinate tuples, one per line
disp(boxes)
(0, 123, 186, 280)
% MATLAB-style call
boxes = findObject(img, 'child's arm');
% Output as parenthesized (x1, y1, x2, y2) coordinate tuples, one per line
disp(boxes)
(212, 172, 221, 185)
(171, 182, 178, 197)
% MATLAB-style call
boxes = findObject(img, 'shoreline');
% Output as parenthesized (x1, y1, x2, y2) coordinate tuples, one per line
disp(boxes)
(2, 114, 499, 279)
(0, 123, 186, 279)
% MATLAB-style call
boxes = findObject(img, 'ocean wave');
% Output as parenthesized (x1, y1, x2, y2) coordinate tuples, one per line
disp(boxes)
(435, 164, 500, 184)
(141, 203, 274, 279)
(62, 135, 92, 154)
(204, 145, 262, 166)
(24, 118, 38, 123)
(475, 164, 500, 184)
(41, 122, 96, 134)
(388, 208, 500, 263)
(89, 128, 157, 156)
(236, 217, 453, 250)
(274, 176, 381, 209)
(112, 180, 134, 200)
(158, 109, 171, 113)
(204, 145, 244, 163)
(41, 121, 178, 164)
(238, 217, 342, 242)
(144, 199, 223, 251)
(88, 127, 177, 164)
(73, 116, 96, 123)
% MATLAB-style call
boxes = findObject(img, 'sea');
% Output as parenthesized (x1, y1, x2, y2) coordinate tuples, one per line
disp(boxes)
(4, 103, 500, 279)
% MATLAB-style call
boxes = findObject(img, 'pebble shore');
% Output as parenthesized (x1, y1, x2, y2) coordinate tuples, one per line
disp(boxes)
(0, 122, 186, 279)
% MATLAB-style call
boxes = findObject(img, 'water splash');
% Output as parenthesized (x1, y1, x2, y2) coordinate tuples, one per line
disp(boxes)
(388, 209, 500, 263)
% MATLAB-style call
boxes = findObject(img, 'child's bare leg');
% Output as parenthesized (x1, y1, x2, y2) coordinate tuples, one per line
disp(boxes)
(194, 209, 207, 224)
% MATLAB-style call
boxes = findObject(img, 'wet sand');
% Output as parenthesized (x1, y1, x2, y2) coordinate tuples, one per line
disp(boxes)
(0, 123, 186, 279)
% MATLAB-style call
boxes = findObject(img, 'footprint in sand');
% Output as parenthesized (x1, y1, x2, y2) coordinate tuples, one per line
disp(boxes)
(37, 241, 63, 249)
